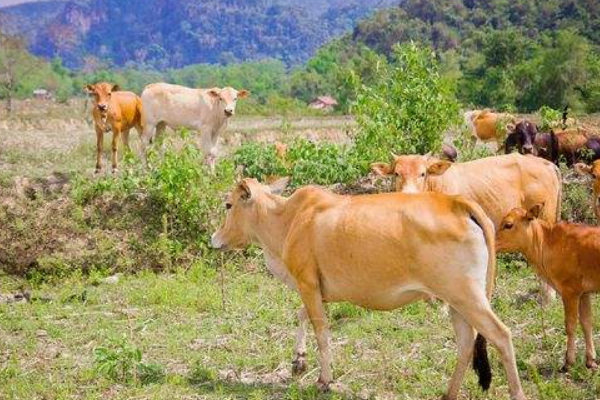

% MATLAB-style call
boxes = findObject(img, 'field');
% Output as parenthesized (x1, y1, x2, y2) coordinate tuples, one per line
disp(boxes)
(1, 101, 600, 400)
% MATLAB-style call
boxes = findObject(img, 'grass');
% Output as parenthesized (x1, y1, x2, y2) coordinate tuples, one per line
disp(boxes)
(1, 258, 599, 400)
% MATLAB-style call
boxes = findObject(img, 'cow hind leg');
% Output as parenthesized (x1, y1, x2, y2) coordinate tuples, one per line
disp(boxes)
(561, 293, 580, 371)
(579, 293, 597, 369)
(443, 308, 476, 400)
(448, 291, 526, 400)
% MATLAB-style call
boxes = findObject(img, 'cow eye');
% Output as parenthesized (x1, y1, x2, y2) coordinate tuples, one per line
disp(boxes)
(420, 172, 426, 178)
(503, 222, 513, 230)
(225, 203, 232, 210)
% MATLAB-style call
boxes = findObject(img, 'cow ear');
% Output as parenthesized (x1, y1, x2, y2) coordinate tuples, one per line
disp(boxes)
(427, 160, 452, 176)
(208, 88, 221, 98)
(84, 84, 95, 94)
(237, 89, 250, 99)
(268, 177, 290, 195)
(506, 123, 516, 132)
(371, 162, 393, 176)
(574, 163, 593, 177)
(526, 204, 543, 221)
(238, 180, 253, 202)
(111, 84, 120, 92)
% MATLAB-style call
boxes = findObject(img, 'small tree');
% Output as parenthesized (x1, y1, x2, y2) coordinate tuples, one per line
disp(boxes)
(0, 33, 37, 113)
(352, 42, 460, 167)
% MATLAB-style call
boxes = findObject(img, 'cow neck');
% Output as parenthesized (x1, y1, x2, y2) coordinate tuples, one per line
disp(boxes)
(252, 193, 292, 259)
(523, 221, 551, 281)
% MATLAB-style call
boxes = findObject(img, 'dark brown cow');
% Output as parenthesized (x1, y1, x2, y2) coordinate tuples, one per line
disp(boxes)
(497, 205, 600, 371)
(86, 82, 143, 173)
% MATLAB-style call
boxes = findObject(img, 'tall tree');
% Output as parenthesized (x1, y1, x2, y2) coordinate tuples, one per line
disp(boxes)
(0, 32, 38, 113)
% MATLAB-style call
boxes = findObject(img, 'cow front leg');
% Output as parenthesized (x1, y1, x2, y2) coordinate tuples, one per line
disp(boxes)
(111, 127, 121, 174)
(561, 293, 580, 372)
(95, 126, 104, 173)
(292, 306, 308, 375)
(298, 283, 332, 390)
(539, 281, 556, 306)
(579, 293, 597, 369)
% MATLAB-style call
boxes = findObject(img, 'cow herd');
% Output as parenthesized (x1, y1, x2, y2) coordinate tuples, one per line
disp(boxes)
(84, 83, 600, 400)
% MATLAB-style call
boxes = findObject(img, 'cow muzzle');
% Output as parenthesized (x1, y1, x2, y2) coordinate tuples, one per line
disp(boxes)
(224, 109, 234, 117)
(522, 145, 533, 154)
(98, 104, 108, 112)
(210, 232, 226, 250)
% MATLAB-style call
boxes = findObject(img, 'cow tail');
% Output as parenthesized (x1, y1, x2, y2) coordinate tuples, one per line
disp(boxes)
(459, 198, 496, 392)
(136, 96, 145, 131)
(553, 163, 563, 222)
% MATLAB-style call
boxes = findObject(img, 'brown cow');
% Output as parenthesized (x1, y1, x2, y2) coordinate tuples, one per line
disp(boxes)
(371, 153, 562, 304)
(497, 205, 600, 371)
(211, 178, 526, 400)
(575, 160, 600, 222)
(85, 82, 143, 173)
(465, 110, 515, 150)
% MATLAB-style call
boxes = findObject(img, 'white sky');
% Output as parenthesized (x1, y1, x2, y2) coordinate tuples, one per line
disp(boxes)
(0, 0, 46, 7)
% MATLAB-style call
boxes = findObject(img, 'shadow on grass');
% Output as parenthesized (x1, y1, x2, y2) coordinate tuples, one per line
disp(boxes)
(191, 380, 364, 400)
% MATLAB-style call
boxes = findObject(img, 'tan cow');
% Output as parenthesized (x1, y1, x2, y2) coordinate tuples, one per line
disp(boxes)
(371, 153, 562, 305)
(465, 110, 515, 150)
(211, 178, 526, 400)
(497, 205, 600, 371)
(85, 82, 143, 173)
(575, 160, 600, 222)
(140, 83, 249, 171)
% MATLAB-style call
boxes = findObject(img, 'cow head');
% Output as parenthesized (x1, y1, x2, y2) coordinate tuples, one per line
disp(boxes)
(575, 160, 600, 219)
(85, 82, 120, 113)
(211, 177, 289, 250)
(505, 121, 538, 155)
(207, 87, 250, 117)
(371, 154, 452, 193)
(496, 204, 543, 254)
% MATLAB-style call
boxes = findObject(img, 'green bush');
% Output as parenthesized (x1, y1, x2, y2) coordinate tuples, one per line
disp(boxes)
(538, 106, 563, 132)
(352, 42, 461, 165)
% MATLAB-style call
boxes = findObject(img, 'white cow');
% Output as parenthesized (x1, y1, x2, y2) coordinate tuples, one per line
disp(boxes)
(140, 82, 249, 170)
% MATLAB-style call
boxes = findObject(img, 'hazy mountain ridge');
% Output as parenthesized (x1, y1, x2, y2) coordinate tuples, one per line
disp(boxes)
(0, 0, 401, 69)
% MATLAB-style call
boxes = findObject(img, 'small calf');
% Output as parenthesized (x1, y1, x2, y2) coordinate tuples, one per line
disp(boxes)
(86, 82, 143, 173)
(575, 160, 600, 222)
(497, 205, 600, 370)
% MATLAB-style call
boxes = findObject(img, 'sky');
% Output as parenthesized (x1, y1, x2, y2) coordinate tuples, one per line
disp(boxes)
(0, 0, 47, 7)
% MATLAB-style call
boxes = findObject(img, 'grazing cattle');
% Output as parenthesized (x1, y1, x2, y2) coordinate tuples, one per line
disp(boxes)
(140, 83, 249, 171)
(211, 178, 526, 400)
(371, 153, 561, 304)
(574, 160, 600, 222)
(85, 82, 143, 173)
(505, 120, 538, 155)
(497, 205, 600, 371)
(465, 110, 515, 150)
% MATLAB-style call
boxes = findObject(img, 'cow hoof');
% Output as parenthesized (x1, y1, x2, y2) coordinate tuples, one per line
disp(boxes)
(94, 168, 102, 174)
(560, 364, 571, 373)
(291, 357, 307, 376)
(316, 378, 330, 392)
(112, 169, 119, 175)
(586, 360, 598, 370)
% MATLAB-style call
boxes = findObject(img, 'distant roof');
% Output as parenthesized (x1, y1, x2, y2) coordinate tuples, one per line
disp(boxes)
(312, 96, 338, 106)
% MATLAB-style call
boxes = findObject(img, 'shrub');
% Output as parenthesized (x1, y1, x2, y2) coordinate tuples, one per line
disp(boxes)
(538, 105, 563, 132)
(352, 42, 461, 165)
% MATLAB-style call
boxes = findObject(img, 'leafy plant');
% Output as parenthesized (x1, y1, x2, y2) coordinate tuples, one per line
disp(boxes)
(93, 337, 164, 385)
(352, 42, 460, 166)
(538, 105, 563, 132)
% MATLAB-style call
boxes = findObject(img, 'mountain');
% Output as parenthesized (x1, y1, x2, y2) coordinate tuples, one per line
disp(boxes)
(0, 0, 400, 69)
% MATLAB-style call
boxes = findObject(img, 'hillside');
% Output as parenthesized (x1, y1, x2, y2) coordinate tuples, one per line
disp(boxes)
(0, 0, 400, 69)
